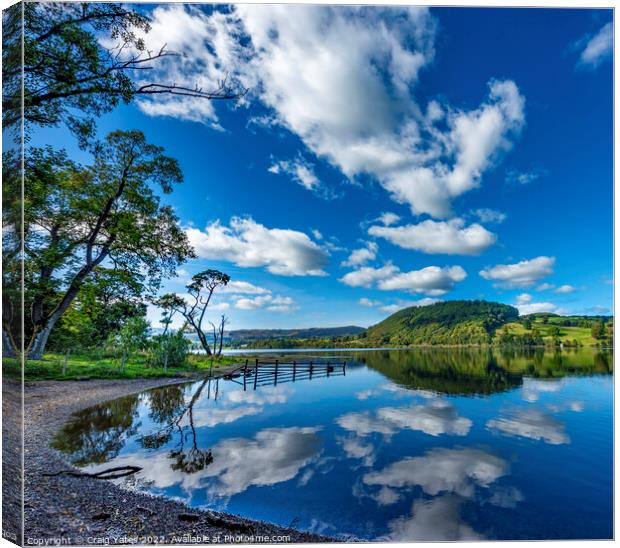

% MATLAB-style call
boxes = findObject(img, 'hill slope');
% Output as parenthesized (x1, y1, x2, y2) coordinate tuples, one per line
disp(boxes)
(229, 326, 365, 342)
(364, 300, 519, 346)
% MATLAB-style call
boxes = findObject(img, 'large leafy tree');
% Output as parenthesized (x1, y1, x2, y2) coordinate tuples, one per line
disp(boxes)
(2, 2, 244, 143)
(47, 267, 147, 351)
(5, 129, 194, 359)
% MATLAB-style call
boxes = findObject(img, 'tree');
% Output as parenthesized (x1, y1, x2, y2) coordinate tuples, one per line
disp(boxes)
(218, 315, 229, 356)
(208, 314, 229, 357)
(153, 293, 185, 336)
(110, 316, 150, 371)
(522, 318, 532, 330)
(3, 2, 245, 143)
(165, 270, 231, 356)
(152, 293, 187, 372)
(7, 130, 194, 359)
(591, 321, 606, 341)
(47, 267, 147, 351)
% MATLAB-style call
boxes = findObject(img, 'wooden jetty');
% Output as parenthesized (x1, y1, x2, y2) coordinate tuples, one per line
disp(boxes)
(223, 359, 347, 390)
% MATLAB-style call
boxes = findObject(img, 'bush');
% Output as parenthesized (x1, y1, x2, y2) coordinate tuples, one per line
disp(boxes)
(150, 331, 190, 370)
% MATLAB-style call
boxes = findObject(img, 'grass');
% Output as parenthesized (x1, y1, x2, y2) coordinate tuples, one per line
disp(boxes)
(3, 351, 241, 381)
(497, 321, 606, 346)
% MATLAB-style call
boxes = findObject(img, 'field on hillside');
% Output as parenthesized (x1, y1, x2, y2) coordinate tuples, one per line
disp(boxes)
(497, 320, 609, 347)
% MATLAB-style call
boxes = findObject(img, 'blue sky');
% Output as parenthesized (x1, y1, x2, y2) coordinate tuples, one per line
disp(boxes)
(32, 5, 613, 330)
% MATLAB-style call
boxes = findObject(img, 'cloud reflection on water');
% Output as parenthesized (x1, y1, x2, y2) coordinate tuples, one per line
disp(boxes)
(336, 399, 472, 438)
(486, 408, 570, 445)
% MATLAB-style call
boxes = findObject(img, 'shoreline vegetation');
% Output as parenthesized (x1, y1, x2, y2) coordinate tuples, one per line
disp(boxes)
(7, 301, 613, 382)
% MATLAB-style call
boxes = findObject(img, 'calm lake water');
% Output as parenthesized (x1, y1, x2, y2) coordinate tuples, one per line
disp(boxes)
(52, 348, 613, 541)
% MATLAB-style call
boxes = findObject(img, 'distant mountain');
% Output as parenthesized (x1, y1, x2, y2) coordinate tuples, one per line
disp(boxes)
(229, 326, 365, 341)
(364, 300, 519, 346)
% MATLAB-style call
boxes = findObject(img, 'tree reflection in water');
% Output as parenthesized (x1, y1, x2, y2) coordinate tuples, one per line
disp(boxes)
(54, 378, 217, 473)
(51, 394, 141, 466)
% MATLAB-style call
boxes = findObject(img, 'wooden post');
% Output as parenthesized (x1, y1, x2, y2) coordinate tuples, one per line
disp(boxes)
(62, 349, 70, 376)
(254, 359, 259, 390)
(274, 359, 279, 386)
(293, 360, 296, 382)
(343, 361, 347, 376)
(327, 360, 330, 377)
(243, 359, 248, 391)
(309, 361, 313, 380)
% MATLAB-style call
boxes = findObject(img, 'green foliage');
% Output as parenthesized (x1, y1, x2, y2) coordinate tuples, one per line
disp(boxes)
(591, 321, 606, 340)
(112, 316, 150, 353)
(365, 300, 519, 346)
(150, 331, 190, 370)
(4, 351, 237, 381)
(47, 268, 146, 351)
(9, 130, 193, 358)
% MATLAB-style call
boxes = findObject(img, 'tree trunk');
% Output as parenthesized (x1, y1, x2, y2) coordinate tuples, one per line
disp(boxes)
(28, 324, 55, 360)
(2, 329, 18, 358)
(197, 331, 212, 356)
(121, 350, 127, 372)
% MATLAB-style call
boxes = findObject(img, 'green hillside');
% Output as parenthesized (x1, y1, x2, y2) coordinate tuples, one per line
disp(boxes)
(364, 300, 519, 346)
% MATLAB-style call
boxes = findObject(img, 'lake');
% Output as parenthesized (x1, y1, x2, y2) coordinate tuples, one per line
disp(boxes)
(52, 348, 613, 541)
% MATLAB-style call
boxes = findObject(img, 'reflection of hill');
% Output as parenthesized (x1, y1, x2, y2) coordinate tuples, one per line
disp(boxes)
(348, 348, 613, 396)
(352, 349, 522, 396)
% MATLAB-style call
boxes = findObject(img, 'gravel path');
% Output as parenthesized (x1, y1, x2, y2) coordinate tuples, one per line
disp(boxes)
(8, 375, 332, 545)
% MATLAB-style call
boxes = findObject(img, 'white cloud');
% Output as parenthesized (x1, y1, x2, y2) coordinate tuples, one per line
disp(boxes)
(479, 256, 555, 288)
(340, 264, 465, 296)
(505, 168, 544, 185)
(516, 301, 563, 315)
(311, 229, 323, 240)
(186, 217, 328, 276)
(209, 301, 230, 311)
(269, 156, 336, 198)
(358, 297, 382, 307)
(133, 5, 525, 218)
(342, 242, 378, 267)
(376, 212, 401, 226)
(486, 409, 569, 445)
(339, 264, 399, 289)
(220, 281, 270, 294)
(555, 284, 576, 294)
(473, 208, 506, 224)
(536, 282, 555, 292)
(369, 218, 496, 255)
(516, 293, 532, 304)
(115, 5, 245, 128)
(377, 266, 467, 296)
(577, 22, 613, 69)
(234, 294, 297, 313)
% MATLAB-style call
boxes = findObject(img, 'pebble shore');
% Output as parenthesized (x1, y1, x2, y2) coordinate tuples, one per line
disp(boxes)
(4, 375, 333, 545)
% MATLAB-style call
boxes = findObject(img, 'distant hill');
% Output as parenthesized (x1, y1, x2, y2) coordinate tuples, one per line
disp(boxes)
(229, 326, 365, 342)
(364, 300, 519, 346)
